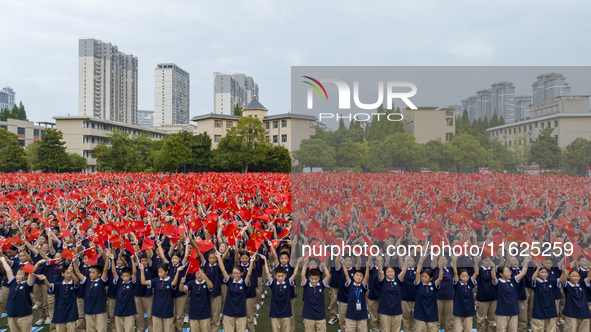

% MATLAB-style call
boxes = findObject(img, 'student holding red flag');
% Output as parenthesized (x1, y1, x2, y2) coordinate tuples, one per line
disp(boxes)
(0, 256, 39, 332)
(179, 268, 214, 332)
(197, 246, 224, 332)
(217, 251, 256, 332)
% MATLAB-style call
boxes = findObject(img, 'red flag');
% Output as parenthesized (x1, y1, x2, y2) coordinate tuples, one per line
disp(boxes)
(60, 229, 72, 238)
(246, 238, 262, 253)
(141, 238, 155, 251)
(124, 239, 136, 256)
(205, 221, 218, 237)
(195, 239, 215, 254)
(160, 223, 175, 236)
(22, 263, 36, 274)
(61, 248, 75, 260)
(187, 257, 200, 274)
(84, 248, 98, 266)
(277, 228, 290, 239)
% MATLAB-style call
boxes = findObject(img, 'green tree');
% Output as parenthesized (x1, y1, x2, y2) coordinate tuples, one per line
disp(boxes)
(292, 138, 336, 170)
(0, 128, 29, 172)
(17, 101, 27, 120)
(154, 132, 192, 172)
(92, 129, 146, 172)
(25, 140, 42, 170)
(499, 116, 506, 125)
(338, 116, 346, 130)
(214, 116, 269, 173)
(490, 111, 500, 128)
(531, 127, 562, 170)
(482, 116, 489, 132)
(367, 132, 426, 172)
(366, 106, 404, 141)
(563, 138, 591, 176)
(510, 132, 532, 167)
(190, 132, 213, 171)
(445, 133, 487, 172)
(252, 145, 291, 173)
(424, 139, 452, 171)
(233, 103, 243, 116)
(37, 128, 69, 172)
(336, 138, 362, 167)
(68, 153, 87, 172)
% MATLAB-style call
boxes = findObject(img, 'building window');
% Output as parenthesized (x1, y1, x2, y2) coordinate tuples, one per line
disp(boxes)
(273, 121, 278, 129)
(226, 121, 233, 128)
(0, 125, 7, 131)
(41, 130, 46, 135)
(214, 135, 221, 142)
(509, 140, 512, 147)
(535, 122, 538, 128)
(214, 120, 222, 128)
(541, 122, 544, 129)
(548, 121, 551, 128)
(555, 135, 558, 142)
(530, 138, 532, 143)
(529, 124, 532, 131)
(17, 127, 25, 135)
(34, 129, 39, 136)
(254, 115, 258, 119)
(518, 127, 521, 133)
(273, 135, 278, 143)
(555, 120, 558, 127)
(446, 133, 453, 142)
(446, 118, 453, 126)
(281, 134, 287, 143)
(281, 120, 287, 128)
(265, 122, 269, 129)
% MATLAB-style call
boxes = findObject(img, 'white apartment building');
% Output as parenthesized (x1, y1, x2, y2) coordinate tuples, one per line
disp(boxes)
(154, 63, 190, 125)
(213, 72, 259, 114)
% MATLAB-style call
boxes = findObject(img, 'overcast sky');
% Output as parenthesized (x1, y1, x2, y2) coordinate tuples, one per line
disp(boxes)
(1, 0, 590, 124)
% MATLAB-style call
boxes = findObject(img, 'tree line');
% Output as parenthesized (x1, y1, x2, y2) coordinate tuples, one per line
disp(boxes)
(292, 106, 590, 176)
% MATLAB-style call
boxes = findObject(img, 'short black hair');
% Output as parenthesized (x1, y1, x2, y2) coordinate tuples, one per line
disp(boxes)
(139, 253, 148, 260)
(120, 267, 133, 276)
(354, 270, 365, 277)
(421, 268, 434, 279)
(91, 265, 103, 275)
(157, 263, 170, 273)
(308, 268, 321, 278)
(275, 267, 287, 275)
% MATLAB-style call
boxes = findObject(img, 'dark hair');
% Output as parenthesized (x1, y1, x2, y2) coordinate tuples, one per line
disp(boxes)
(496, 266, 507, 275)
(354, 270, 365, 278)
(139, 253, 148, 260)
(538, 267, 549, 274)
(232, 265, 244, 274)
(421, 268, 433, 279)
(171, 251, 182, 259)
(91, 265, 103, 275)
(384, 266, 396, 274)
(157, 263, 170, 273)
(458, 268, 469, 276)
(275, 267, 287, 275)
(569, 270, 580, 277)
(279, 252, 290, 259)
(120, 267, 133, 276)
(308, 269, 321, 278)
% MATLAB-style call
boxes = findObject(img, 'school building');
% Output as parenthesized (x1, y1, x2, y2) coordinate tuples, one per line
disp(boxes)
(0, 118, 54, 147)
(403, 107, 456, 144)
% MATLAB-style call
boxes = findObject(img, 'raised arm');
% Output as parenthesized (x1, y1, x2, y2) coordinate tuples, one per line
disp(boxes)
(172, 265, 184, 287)
(290, 258, 302, 283)
(363, 263, 370, 287)
(72, 256, 85, 281)
(139, 263, 150, 285)
(182, 244, 189, 265)
(341, 257, 351, 285)
(322, 263, 331, 285)
(301, 259, 308, 284)
(472, 256, 480, 282)
(416, 252, 427, 284)
(245, 254, 256, 286)
(435, 259, 444, 287)
(515, 257, 530, 282)
(452, 255, 459, 283)
(0, 257, 14, 281)
(157, 240, 169, 264)
(491, 262, 497, 284)
(36, 274, 53, 289)
(102, 251, 111, 281)
(217, 251, 229, 281)
(263, 255, 272, 283)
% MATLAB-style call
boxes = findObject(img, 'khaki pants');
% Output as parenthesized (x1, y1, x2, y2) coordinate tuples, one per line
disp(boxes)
(345, 318, 368, 332)
(453, 316, 473, 332)
(190, 318, 211, 332)
(184, 290, 190, 316)
(438, 299, 454, 332)
(338, 301, 348, 328)
(558, 289, 565, 320)
(256, 276, 264, 306)
(135, 296, 153, 332)
(86, 312, 108, 332)
(271, 317, 291, 332)
(290, 297, 296, 332)
(304, 318, 327, 332)
(245, 297, 256, 332)
(173, 294, 187, 332)
(402, 300, 416, 332)
(517, 300, 527, 332)
(531, 318, 557, 332)
(564, 316, 589, 332)
(34, 283, 49, 319)
(0, 286, 9, 314)
(55, 321, 77, 332)
(415, 320, 440, 332)
(48, 293, 56, 332)
(152, 316, 174, 332)
(526, 288, 534, 321)
(476, 300, 496, 332)
(380, 313, 402, 332)
(76, 298, 85, 332)
(367, 299, 380, 332)
(223, 316, 247, 332)
(107, 298, 116, 331)
(328, 287, 339, 320)
(7, 314, 33, 332)
(496, 315, 518, 332)
(221, 284, 227, 309)
(115, 315, 135, 332)
(210, 295, 222, 332)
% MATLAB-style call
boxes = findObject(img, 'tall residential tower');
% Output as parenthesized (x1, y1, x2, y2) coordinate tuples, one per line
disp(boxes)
(213, 72, 259, 114)
(154, 64, 190, 125)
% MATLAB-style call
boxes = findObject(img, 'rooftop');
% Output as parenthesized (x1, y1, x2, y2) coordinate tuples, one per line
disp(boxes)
(486, 112, 591, 132)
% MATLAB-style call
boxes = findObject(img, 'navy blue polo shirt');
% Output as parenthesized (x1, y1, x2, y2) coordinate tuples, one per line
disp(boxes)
(457, 256, 475, 276)
(113, 277, 137, 317)
(476, 267, 497, 302)
(186, 280, 212, 320)
(377, 276, 403, 316)
(532, 278, 557, 319)
(52, 281, 79, 324)
(243, 262, 259, 299)
(434, 266, 454, 300)
(82, 276, 108, 315)
(6, 278, 34, 318)
(75, 263, 91, 299)
(413, 281, 440, 322)
(275, 262, 295, 299)
(47, 260, 66, 294)
(329, 266, 340, 288)
(562, 282, 591, 319)
(106, 266, 122, 299)
(400, 267, 419, 302)
(224, 249, 235, 275)
(578, 268, 591, 303)
(222, 277, 250, 318)
(202, 261, 222, 298)
(336, 266, 357, 302)
(32, 252, 46, 285)
(345, 281, 368, 320)
(169, 263, 187, 298)
(547, 268, 562, 300)
(509, 267, 527, 301)
(494, 277, 520, 316)
(453, 279, 476, 317)
(134, 264, 153, 297)
(150, 277, 176, 319)
(301, 280, 327, 320)
(150, 253, 168, 277)
(269, 279, 294, 318)
(367, 267, 382, 301)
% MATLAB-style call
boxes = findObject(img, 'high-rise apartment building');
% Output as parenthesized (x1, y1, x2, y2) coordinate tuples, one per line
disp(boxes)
(514, 95, 532, 121)
(491, 81, 516, 123)
(78, 39, 138, 125)
(476, 88, 492, 120)
(532, 73, 571, 104)
(0, 86, 15, 111)
(213, 72, 259, 114)
(137, 110, 154, 128)
(154, 64, 190, 125)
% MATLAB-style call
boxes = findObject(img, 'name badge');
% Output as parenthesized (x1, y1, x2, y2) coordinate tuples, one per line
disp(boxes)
(355, 300, 361, 311)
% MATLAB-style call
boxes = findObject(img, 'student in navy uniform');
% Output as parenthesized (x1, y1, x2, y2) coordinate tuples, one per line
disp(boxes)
(111, 254, 137, 332)
(199, 248, 223, 332)
(367, 255, 385, 332)
(300, 258, 332, 332)
(179, 267, 214, 332)
(217, 251, 256, 332)
(377, 255, 403, 332)
(558, 262, 591, 332)
(74, 249, 91, 332)
(476, 256, 497, 332)
(335, 255, 359, 329)
(327, 263, 340, 325)
(530, 261, 558, 332)
(73, 251, 111, 332)
(432, 255, 455, 332)
(399, 254, 420, 332)
(544, 258, 564, 325)
(140, 261, 182, 332)
(106, 249, 127, 332)
(134, 252, 153, 332)
(413, 250, 444, 332)
(0, 256, 38, 332)
(269, 240, 298, 332)
(508, 256, 529, 332)
(38, 263, 80, 332)
(162, 243, 189, 332)
(452, 255, 480, 332)
(263, 254, 301, 332)
(341, 255, 370, 332)
(491, 255, 530, 332)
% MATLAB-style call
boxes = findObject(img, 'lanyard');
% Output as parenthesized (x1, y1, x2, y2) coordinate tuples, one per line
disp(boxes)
(354, 285, 361, 301)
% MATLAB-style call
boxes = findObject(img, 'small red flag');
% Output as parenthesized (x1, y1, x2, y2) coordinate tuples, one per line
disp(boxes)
(141, 238, 155, 251)
(84, 248, 98, 266)
(22, 263, 35, 274)
(195, 239, 215, 254)
(187, 257, 200, 274)
(160, 223, 175, 236)
(124, 239, 136, 256)
(61, 248, 75, 260)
